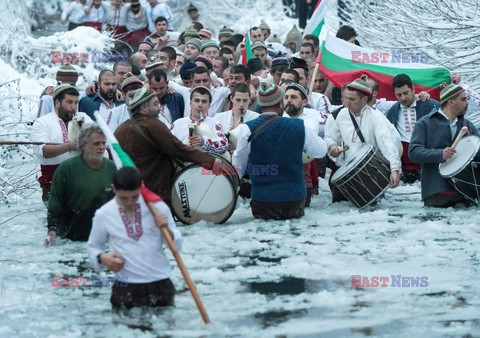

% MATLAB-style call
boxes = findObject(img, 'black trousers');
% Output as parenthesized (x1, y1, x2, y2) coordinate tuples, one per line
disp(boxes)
(111, 278, 175, 309)
(251, 199, 305, 220)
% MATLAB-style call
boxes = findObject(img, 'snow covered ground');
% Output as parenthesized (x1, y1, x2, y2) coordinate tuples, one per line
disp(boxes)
(1, 176, 480, 336)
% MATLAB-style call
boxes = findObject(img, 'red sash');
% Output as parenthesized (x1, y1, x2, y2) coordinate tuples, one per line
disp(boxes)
(401, 142, 420, 172)
(106, 24, 127, 39)
(39, 164, 59, 186)
(126, 28, 149, 46)
(83, 22, 102, 32)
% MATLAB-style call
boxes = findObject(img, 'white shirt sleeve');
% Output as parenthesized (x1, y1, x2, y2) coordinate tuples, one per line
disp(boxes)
(303, 124, 327, 159)
(87, 209, 109, 273)
(232, 124, 251, 177)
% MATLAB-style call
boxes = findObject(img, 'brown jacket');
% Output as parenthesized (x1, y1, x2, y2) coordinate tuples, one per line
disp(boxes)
(114, 115, 215, 203)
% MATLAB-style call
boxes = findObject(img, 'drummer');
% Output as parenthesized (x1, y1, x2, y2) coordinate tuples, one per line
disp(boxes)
(325, 77, 401, 190)
(170, 86, 229, 156)
(409, 84, 479, 207)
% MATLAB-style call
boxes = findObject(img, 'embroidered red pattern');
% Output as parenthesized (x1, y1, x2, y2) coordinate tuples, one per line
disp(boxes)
(119, 203, 143, 241)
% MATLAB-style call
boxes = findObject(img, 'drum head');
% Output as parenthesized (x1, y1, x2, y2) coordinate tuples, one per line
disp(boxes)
(171, 156, 239, 225)
(331, 144, 373, 182)
(439, 135, 480, 177)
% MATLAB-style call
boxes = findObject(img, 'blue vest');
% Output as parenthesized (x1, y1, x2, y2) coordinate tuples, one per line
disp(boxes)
(246, 115, 306, 202)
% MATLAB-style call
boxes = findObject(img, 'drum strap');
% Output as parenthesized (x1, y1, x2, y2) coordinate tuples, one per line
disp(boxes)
(348, 112, 366, 143)
(248, 115, 279, 143)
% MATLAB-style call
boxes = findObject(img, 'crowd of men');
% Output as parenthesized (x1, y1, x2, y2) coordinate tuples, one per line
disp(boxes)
(29, 0, 480, 309)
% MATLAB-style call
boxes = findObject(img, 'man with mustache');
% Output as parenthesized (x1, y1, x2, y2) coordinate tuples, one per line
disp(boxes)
(79, 70, 123, 123)
(46, 125, 117, 243)
(31, 85, 93, 204)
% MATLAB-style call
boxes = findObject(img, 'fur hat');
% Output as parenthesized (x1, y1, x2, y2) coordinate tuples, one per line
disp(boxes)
(440, 83, 465, 104)
(283, 25, 302, 53)
(128, 88, 157, 112)
(257, 82, 284, 107)
(53, 84, 79, 102)
(121, 76, 143, 93)
(201, 39, 219, 52)
(288, 57, 308, 71)
(187, 3, 198, 12)
(347, 77, 372, 97)
(247, 58, 263, 75)
(56, 64, 78, 85)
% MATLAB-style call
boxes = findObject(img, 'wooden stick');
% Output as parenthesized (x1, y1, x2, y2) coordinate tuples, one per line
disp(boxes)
(451, 126, 468, 149)
(0, 141, 63, 146)
(308, 63, 319, 103)
(146, 201, 211, 324)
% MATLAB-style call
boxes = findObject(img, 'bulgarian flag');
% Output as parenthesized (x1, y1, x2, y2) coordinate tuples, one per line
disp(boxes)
(318, 35, 451, 101)
(241, 30, 253, 66)
(303, 0, 331, 37)
(94, 112, 162, 202)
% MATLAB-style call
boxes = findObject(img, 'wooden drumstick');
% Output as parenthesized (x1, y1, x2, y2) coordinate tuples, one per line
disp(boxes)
(451, 126, 468, 149)
(338, 145, 350, 154)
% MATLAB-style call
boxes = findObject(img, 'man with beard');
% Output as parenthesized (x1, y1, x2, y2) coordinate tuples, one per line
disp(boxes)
(409, 84, 479, 207)
(283, 83, 323, 207)
(79, 70, 123, 122)
(114, 88, 222, 206)
(31, 85, 93, 204)
(46, 125, 117, 243)
(123, 0, 149, 48)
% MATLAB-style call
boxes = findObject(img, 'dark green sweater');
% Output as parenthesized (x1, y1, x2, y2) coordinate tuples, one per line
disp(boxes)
(47, 156, 117, 241)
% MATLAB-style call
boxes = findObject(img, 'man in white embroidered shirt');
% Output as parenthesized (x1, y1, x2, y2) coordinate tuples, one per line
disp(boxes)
(326, 77, 401, 191)
(88, 166, 182, 309)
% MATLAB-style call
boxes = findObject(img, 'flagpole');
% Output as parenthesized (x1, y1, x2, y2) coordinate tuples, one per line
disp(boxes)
(308, 63, 319, 103)
(145, 201, 211, 324)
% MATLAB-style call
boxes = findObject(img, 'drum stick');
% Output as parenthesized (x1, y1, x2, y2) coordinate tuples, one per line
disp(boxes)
(451, 126, 468, 149)
(146, 201, 211, 324)
(0, 141, 63, 146)
(338, 145, 350, 154)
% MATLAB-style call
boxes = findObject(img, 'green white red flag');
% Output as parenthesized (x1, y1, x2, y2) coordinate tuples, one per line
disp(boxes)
(94, 112, 162, 202)
(317, 35, 451, 101)
(241, 30, 253, 66)
(303, 0, 331, 37)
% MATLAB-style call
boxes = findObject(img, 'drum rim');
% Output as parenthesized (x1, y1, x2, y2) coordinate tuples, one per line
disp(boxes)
(331, 144, 374, 183)
(170, 159, 239, 225)
(439, 135, 480, 178)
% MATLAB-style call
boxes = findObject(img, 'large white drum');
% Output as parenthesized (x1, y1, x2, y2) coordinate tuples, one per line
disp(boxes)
(331, 145, 391, 208)
(171, 155, 239, 224)
(439, 135, 480, 204)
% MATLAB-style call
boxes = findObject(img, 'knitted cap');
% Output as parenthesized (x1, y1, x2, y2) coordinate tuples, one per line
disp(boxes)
(195, 55, 213, 71)
(440, 84, 465, 104)
(288, 57, 308, 71)
(259, 20, 270, 31)
(52, 84, 79, 102)
(139, 40, 155, 49)
(184, 27, 200, 38)
(179, 60, 197, 76)
(131, 0, 140, 5)
(271, 56, 289, 68)
(347, 77, 372, 97)
(198, 28, 212, 39)
(251, 41, 267, 51)
(128, 88, 157, 111)
(247, 57, 263, 75)
(267, 45, 276, 57)
(286, 83, 308, 100)
(201, 39, 219, 52)
(145, 60, 165, 74)
(186, 37, 202, 51)
(267, 34, 282, 44)
(218, 26, 234, 39)
(121, 76, 143, 93)
(56, 64, 78, 85)
(187, 3, 198, 12)
(257, 82, 284, 107)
